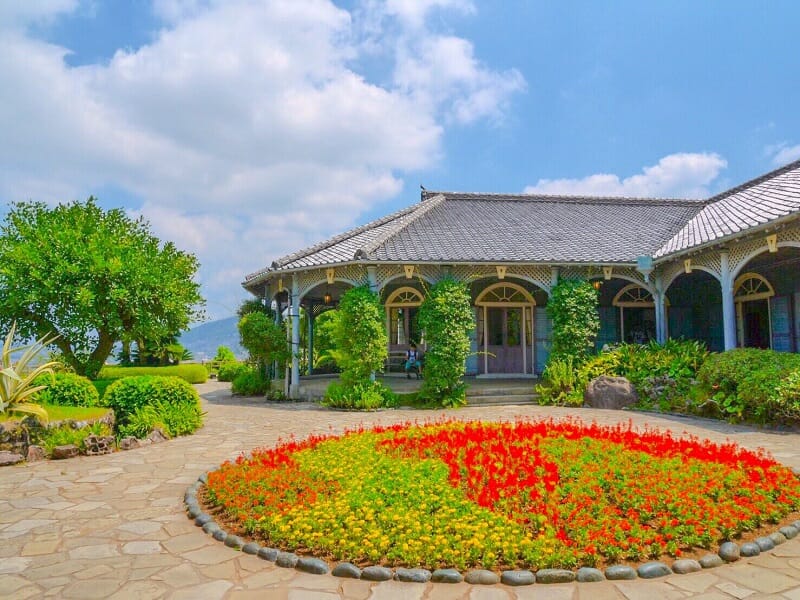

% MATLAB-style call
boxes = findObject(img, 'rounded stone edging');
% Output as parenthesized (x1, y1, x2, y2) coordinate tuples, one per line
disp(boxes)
(185, 471, 800, 587)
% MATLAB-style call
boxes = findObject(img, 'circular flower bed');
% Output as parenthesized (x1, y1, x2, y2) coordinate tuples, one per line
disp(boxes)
(205, 418, 800, 571)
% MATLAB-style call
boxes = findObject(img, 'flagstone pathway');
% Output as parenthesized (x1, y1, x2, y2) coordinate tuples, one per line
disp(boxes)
(2, 381, 800, 600)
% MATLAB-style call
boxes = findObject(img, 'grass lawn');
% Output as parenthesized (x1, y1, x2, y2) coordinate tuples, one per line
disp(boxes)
(0, 405, 111, 424)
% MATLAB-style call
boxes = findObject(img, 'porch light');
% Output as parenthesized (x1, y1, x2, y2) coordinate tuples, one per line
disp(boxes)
(592, 280, 602, 290)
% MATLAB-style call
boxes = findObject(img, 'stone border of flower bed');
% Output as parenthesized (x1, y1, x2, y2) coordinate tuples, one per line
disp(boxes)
(184, 470, 800, 586)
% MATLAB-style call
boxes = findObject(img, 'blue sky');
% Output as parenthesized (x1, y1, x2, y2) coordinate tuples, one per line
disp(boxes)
(1, 1, 799, 320)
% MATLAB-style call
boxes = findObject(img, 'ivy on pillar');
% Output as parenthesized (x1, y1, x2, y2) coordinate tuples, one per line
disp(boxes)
(290, 274, 301, 399)
(720, 250, 737, 351)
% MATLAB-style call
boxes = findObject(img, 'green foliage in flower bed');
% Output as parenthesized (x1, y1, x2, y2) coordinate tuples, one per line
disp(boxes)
(103, 375, 203, 438)
(0, 404, 109, 424)
(207, 418, 800, 571)
(39, 421, 112, 455)
(231, 366, 270, 396)
(322, 380, 397, 410)
(33, 372, 100, 407)
(697, 349, 800, 424)
(98, 364, 208, 384)
(91, 379, 115, 400)
(417, 278, 474, 407)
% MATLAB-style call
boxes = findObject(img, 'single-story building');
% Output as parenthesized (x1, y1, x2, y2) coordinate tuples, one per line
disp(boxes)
(243, 159, 800, 397)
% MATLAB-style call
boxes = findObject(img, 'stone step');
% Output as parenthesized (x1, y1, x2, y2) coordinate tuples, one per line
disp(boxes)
(466, 386, 535, 397)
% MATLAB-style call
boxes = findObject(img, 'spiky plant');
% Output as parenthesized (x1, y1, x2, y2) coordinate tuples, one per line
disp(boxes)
(0, 323, 58, 423)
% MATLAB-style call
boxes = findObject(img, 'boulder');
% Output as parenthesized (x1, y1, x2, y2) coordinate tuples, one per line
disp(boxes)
(119, 437, 140, 451)
(0, 450, 24, 466)
(147, 428, 169, 443)
(584, 376, 638, 409)
(84, 435, 115, 456)
(26, 445, 45, 462)
(51, 445, 79, 460)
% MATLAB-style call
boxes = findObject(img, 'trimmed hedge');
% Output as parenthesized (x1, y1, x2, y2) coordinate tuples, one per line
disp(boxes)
(34, 372, 100, 407)
(98, 364, 207, 384)
(217, 361, 249, 382)
(102, 375, 204, 438)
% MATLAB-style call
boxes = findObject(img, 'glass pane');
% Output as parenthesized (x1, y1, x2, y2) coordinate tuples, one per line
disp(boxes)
(408, 308, 420, 345)
(507, 309, 521, 346)
(488, 308, 503, 345)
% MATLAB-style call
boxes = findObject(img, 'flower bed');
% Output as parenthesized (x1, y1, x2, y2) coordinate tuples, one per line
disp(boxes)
(205, 418, 800, 571)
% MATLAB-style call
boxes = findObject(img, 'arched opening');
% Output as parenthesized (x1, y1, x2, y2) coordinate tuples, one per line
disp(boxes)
(732, 246, 800, 352)
(734, 273, 775, 349)
(384, 286, 425, 352)
(300, 280, 356, 375)
(475, 282, 536, 375)
(612, 284, 662, 344)
(664, 270, 723, 351)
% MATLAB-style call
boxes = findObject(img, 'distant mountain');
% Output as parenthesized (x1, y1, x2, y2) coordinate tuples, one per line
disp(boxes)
(179, 316, 245, 361)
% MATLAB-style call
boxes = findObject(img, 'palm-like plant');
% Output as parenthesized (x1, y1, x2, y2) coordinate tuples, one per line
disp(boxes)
(0, 323, 58, 423)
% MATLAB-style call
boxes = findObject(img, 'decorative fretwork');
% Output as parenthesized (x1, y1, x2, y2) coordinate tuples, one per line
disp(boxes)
(297, 265, 367, 299)
(476, 283, 536, 306)
(385, 287, 424, 306)
(734, 272, 775, 302)
(613, 284, 655, 307)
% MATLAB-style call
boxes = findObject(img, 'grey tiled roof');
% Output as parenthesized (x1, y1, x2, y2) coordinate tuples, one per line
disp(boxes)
(655, 159, 800, 257)
(244, 160, 800, 285)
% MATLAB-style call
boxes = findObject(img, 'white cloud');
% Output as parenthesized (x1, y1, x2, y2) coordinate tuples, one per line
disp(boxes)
(0, 0, 523, 319)
(524, 153, 728, 199)
(768, 143, 800, 167)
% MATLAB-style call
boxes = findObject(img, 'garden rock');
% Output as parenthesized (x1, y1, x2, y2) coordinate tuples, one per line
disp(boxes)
(51, 444, 79, 460)
(276, 552, 299, 568)
(361, 566, 393, 581)
(699, 553, 724, 568)
(212, 529, 227, 542)
(740, 542, 761, 557)
(584, 376, 638, 409)
(464, 569, 499, 585)
(147, 428, 169, 443)
(332, 563, 361, 579)
(84, 434, 115, 456)
(395, 568, 430, 583)
(576, 567, 604, 582)
(194, 514, 213, 526)
(296, 557, 329, 575)
(501, 570, 535, 586)
(671, 559, 701, 574)
(755, 536, 775, 551)
(769, 532, 787, 545)
(431, 568, 463, 583)
(224, 535, 244, 549)
(242, 542, 260, 555)
(201, 522, 219, 534)
(187, 505, 201, 519)
(119, 437, 140, 451)
(794, 520, 800, 530)
(257, 547, 278, 561)
(780, 525, 798, 539)
(26, 445, 45, 462)
(535, 568, 575, 583)
(0, 451, 24, 466)
(605, 565, 637, 580)
(719, 542, 740, 562)
(637, 562, 671, 579)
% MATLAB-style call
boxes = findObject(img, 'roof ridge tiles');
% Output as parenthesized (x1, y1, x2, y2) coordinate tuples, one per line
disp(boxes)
(702, 158, 800, 206)
(354, 194, 446, 260)
(422, 189, 702, 206)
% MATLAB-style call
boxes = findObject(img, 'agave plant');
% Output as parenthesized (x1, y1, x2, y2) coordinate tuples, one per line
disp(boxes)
(0, 323, 58, 423)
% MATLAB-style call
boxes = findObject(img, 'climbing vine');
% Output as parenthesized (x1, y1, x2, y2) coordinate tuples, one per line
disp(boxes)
(546, 278, 600, 365)
(417, 278, 475, 407)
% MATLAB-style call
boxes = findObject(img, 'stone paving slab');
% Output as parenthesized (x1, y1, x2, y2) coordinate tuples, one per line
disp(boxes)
(2, 381, 800, 599)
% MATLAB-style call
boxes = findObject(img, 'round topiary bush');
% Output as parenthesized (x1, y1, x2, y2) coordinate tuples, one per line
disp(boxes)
(34, 372, 100, 407)
(103, 375, 203, 437)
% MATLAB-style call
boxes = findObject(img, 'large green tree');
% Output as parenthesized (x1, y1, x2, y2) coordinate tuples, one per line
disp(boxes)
(0, 198, 205, 378)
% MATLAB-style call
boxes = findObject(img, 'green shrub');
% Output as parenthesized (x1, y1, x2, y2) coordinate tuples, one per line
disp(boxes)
(769, 369, 800, 424)
(102, 375, 203, 436)
(535, 357, 584, 406)
(92, 379, 115, 400)
(214, 346, 237, 363)
(34, 372, 100, 407)
(697, 349, 800, 423)
(118, 399, 203, 439)
(217, 361, 249, 382)
(322, 380, 396, 410)
(39, 421, 112, 455)
(98, 364, 208, 384)
(417, 278, 474, 407)
(332, 286, 388, 387)
(231, 367, 270, 396)
(546, 279, 600, 365)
